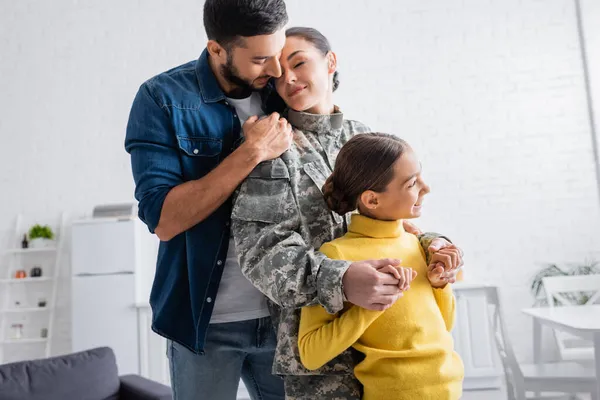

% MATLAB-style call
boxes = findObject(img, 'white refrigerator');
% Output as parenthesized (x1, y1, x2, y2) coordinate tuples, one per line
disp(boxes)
(71, 216, 159, 375)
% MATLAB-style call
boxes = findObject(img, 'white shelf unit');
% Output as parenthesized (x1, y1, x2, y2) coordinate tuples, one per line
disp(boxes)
(0, 277, 53, 284)
(0, 213, 66, 364)
(2, 307, 52, 313)
(2, 248, 58, 255)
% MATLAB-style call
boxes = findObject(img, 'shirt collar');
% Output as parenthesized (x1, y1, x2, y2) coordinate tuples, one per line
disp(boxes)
(195, 49, 280, 110)
(195, 48, 226, 104)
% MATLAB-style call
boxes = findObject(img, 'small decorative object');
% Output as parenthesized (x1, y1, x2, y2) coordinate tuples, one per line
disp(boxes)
(38, 299, 47, 308)
(40, 328, 48, 338)
(530, 260, 600, 306)
(30, 266, 43, 277)
(28, 224, 55, 248)
(21, 234, 29, 249)
(15, 269, 27, 279)
(11, 324, 23, 339)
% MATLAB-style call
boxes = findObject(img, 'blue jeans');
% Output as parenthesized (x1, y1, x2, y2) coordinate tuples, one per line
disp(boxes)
(167, 317, 284, 400)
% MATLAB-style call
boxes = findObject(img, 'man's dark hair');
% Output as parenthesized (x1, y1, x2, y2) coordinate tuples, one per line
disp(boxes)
(204, 0, 288, 49)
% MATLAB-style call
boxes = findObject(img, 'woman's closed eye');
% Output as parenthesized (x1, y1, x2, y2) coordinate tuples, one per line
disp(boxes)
(294, 61, 305, 68)
(407, 179, 417, 188)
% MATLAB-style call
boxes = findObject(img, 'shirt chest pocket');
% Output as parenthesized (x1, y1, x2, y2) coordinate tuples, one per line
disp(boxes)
(232, 158, 293, 224)
(302, 162, 344, 224)
(177, 136, 223, 179)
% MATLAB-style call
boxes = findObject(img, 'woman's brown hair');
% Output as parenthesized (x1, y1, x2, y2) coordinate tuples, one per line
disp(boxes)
(323, 133, 409, 216)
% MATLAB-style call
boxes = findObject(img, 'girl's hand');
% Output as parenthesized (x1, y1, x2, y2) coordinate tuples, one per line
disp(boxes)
(427, 263, 450, 288)
(397, 267, 418, 293)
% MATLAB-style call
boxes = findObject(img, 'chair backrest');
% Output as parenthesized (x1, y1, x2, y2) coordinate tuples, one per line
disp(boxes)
(483, 286, 526, 400)
(542, 275, 600, 307)
(542, 275, 600, 354)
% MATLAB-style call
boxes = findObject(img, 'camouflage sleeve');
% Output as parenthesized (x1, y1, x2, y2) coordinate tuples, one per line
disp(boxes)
(418, 232, 452, 264)
(231, 158, 350, 314)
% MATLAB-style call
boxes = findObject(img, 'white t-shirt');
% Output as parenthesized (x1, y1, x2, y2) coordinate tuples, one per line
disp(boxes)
(210, 92, 271, 324)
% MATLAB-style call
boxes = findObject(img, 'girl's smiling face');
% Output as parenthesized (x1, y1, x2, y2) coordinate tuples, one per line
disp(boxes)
(359, 147, 431, 221)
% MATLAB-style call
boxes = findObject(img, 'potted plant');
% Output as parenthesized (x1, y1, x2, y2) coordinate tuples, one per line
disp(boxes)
(28, 224, 55, 248)
(530, 260, 600, 306)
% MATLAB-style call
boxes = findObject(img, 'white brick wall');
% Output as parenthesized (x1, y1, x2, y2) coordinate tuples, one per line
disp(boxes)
(1, 0, 600, 365)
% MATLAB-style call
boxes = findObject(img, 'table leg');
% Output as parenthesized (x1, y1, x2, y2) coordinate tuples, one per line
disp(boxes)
(533, 318, 542, 364)
(533, 319, 542, 398)
(594, 333, 600, 400)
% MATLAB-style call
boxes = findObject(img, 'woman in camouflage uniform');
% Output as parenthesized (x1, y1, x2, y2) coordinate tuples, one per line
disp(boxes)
(232, 27, 462, 400)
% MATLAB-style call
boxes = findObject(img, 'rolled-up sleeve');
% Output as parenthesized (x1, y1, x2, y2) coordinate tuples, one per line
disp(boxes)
(125, 83, 182, 233)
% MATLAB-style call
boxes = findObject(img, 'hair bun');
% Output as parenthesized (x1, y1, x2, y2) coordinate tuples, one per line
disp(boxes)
(322, 176, 354, 216)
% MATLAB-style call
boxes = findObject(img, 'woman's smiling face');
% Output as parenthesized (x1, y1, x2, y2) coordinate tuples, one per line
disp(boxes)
(275, 36, 336, 114)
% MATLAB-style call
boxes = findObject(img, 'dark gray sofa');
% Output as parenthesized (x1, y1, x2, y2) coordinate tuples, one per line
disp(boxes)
(0, 347, 172, 400)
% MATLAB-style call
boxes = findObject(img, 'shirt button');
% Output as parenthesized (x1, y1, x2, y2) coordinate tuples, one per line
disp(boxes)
(206, 297, 212, 303)
(193, 149, 199, 155)
(217, 260, 223, 266)
(233, 113, 238, 118)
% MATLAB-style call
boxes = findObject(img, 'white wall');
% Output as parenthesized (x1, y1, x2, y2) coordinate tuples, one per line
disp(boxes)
(582, 0, 600, 192)
(2, 0, 600, 363)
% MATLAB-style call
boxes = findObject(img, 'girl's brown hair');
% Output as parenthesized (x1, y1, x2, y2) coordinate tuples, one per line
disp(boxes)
(323, 133, 409, 216)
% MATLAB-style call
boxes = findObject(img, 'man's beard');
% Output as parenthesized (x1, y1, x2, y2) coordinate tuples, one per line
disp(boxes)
(221, 54, 269, 98)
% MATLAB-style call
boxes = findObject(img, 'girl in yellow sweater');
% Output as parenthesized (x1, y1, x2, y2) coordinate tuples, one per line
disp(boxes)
(298, 133, 464, 399)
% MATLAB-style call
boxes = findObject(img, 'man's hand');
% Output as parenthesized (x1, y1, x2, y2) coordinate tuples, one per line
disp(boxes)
(402, 220, 423, 236)
(242, 113, 293, 162)
(342, 259, 417, 311)
(428, 240, 464, 284)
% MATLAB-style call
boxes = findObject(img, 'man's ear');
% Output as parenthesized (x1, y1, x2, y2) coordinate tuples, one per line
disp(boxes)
(207, 40, 226, 62)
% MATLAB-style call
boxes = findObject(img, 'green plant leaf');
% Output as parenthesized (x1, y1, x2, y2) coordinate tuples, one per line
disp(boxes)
(28, 224, 54, 240)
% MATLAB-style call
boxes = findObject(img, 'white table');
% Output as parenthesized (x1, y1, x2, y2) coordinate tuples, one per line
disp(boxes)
(522, 305, 600, 396)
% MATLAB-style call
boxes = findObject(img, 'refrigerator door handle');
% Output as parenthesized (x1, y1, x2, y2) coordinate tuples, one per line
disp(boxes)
(74, 271, 134, 277)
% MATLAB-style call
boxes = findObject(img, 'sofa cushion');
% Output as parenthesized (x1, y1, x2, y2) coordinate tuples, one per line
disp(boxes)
(0, 347, 120, 400)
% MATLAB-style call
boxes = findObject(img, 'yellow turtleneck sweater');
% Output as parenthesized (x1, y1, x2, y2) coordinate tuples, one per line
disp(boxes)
(298, 214, 464, 400)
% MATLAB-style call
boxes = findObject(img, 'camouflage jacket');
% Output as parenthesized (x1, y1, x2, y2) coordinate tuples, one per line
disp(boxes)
(231, 108, 444, 376)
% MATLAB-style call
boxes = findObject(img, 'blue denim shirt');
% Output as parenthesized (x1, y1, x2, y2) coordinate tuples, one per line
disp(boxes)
(125, 49, 281, 354)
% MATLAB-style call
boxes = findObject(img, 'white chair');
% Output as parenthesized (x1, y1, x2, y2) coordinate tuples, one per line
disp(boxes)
(483, 286, 597, 400)
(542, 275, 600, 363)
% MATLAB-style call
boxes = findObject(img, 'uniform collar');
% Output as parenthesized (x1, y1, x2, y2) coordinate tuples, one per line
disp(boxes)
(287, 106, 344, 134)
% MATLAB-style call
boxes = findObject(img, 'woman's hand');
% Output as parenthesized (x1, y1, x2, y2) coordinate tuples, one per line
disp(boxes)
(402, 220, 423, 236)
(397, 267, 418, 292)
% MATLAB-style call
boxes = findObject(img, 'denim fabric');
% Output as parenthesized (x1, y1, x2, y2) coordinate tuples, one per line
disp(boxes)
(167, 317, 284, 400)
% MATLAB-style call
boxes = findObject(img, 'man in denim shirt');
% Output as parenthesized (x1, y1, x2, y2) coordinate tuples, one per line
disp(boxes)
(125, 1, 462, 399)
(126, 1, 292, 398)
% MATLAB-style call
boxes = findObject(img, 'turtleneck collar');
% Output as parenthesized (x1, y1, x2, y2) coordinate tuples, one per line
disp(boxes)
(348, 214, 406, 239)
